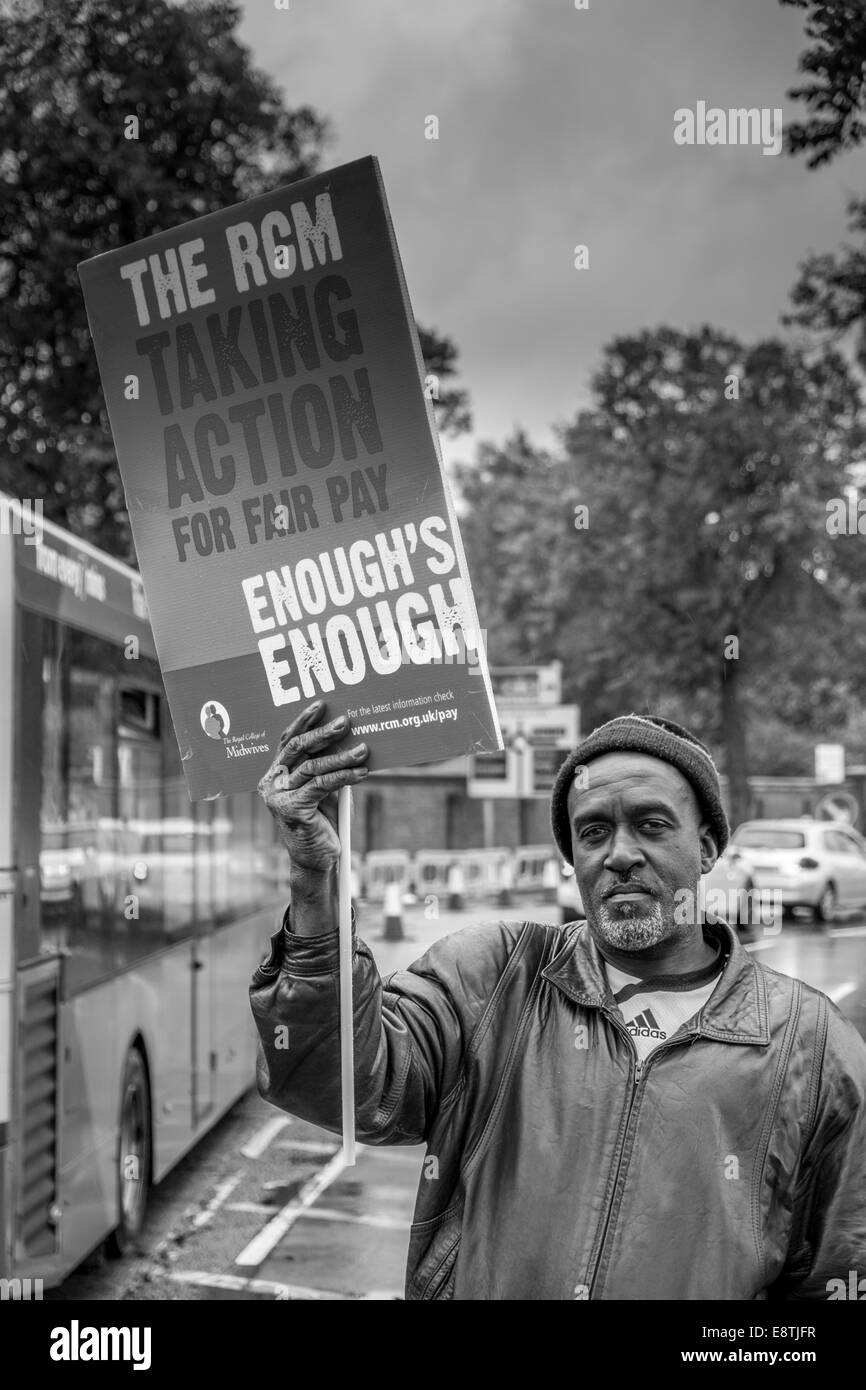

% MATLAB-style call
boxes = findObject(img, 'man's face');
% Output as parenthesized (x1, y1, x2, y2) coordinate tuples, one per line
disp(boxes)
(566, 751, 718, 954)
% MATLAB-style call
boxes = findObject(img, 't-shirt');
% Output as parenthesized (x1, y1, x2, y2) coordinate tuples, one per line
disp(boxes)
(602, 939, 725, 1065)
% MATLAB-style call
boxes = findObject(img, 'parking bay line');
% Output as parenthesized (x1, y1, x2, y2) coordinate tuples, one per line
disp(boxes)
(271, 1138, 421, 1161)
(168, 1269, 403, 1300)
(241, 1114, 291, 1159)
(168, 1270, 347, 1300)
(829, 981, 858, 1003)
(356, 1145, 424, 1164)
(234, 1148, 349, 1267)
(192, 1172, 244, 1229)
(227, 1200, 410, 1231)
(274, 1139, 340, 1158)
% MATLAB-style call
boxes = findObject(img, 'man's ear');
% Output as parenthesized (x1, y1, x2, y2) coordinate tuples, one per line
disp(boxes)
(698, 823, 719, 875)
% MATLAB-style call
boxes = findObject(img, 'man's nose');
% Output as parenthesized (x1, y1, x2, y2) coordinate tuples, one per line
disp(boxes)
(603, 827, 645, 874)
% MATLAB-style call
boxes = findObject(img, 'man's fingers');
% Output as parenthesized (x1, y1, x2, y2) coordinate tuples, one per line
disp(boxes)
(274, 714, 352, 770)
(263, 763, 368, 818)
(285, 745, 367, 789)
(258, 702, 339, 789)
(279, 700, 325, 745)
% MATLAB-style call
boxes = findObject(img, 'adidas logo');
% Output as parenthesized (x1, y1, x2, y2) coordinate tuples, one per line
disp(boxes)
(627, 1007, 666, 1040)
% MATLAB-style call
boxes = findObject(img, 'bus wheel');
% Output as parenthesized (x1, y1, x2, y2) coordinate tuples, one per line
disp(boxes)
(106, 1046, 152, 1258)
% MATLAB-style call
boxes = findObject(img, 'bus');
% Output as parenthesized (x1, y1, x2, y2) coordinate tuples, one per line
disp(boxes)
(0, 493, 290, 1287)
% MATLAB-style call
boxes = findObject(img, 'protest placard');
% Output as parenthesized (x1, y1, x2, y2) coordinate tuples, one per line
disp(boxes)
(80, 156, 502, 798)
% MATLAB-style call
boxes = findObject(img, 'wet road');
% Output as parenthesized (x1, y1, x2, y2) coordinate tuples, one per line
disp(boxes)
(49, 901, 866, 1301)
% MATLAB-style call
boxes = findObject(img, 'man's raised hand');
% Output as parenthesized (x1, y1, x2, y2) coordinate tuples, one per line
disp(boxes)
(257, 700, 369, 872)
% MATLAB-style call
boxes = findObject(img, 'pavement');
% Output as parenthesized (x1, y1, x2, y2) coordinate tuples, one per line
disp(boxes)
(48, 898, 866, 1301)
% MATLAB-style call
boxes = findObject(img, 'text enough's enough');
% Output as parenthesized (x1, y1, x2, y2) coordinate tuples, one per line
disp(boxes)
(240, 515, 482, 704)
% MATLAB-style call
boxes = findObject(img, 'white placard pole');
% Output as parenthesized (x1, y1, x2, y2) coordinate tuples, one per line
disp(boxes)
(337, 785, 356, 1165)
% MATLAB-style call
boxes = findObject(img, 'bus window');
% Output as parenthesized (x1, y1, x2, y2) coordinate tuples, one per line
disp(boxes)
(221, 792, 267, 920)
(118, 714, 165, 941)
(194, 798, 215, 931)
(40, 626, 120, 993)
(40, 624, 68, 958)
(159, 731, 197, 935)
(38, 620, 185, 986)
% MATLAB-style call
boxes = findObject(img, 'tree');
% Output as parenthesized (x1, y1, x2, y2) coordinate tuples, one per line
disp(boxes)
(554, 328, 866, 824)
(0, 0, 470, 559)
(457, 329, 866, 824)
(780, 3, 866, 362)
(780, 0, 866, 168)
(453, 430, 568, 664)
(417, 326, 472, 438)
(783, 198, 866, 370)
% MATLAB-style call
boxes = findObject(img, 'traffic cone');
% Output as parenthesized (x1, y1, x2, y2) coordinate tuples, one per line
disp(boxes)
(446, 862, 465, 911)
(542, 858, 559, 903)
(383, 881, 404, 941)
(496, 858, 514, 908)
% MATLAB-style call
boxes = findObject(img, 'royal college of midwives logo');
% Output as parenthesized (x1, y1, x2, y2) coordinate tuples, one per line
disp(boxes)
(200, 700, 270, 761)
(201, 701, 231, 739)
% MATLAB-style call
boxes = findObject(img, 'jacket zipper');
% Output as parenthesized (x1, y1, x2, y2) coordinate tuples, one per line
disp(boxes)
(586, 1016, 695, 1299)
(586, 1012, 642, 1299)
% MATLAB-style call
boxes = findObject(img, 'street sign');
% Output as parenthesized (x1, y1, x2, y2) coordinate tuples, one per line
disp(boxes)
(816, 790, 858, 825)
(466, 747, 521, 798)
(531, 745, 571, 795)
(468, 699, 579, 798)
(815, 743, 845, 785)
(489, 661, 562, 706)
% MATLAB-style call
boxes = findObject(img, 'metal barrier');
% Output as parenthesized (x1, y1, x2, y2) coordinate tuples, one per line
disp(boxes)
(363, 850, 411, 901)
(413, 851, 453, 899)
(350, 850, 363, 901)
(456, 848, 511, 897)
(513, 844, 557, 894)
(358, 846, 559, 901)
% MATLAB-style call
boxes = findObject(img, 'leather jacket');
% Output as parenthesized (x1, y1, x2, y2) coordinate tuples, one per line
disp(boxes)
(249, 914, 866, 1300)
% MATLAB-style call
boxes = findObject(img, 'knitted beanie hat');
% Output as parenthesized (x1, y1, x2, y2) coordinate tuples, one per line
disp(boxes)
(550, 713, 729, 865)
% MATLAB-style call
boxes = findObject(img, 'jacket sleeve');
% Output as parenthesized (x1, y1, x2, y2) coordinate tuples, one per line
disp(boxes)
(249, 909, 521, 1146)
(777, 1005, 866, 1300)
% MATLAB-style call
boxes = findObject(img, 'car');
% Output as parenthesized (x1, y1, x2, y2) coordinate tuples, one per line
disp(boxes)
(699, 846, 765, 936)
(729, 817, 866, 925)
(556, 859, 584, 924)
(557, 851, 763, 934)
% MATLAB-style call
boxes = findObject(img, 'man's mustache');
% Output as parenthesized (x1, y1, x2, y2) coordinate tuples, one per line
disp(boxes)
(603, 881, 656, 899)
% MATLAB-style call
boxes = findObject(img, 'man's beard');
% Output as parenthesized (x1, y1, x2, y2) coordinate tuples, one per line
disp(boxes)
(594, 896, 668, 951)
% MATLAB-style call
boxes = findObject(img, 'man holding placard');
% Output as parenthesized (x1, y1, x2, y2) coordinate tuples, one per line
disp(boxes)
(252, 704, 866, 1301)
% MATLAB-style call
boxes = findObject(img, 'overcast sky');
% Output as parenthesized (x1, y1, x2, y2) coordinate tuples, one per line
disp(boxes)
(238, 0, 866, 468)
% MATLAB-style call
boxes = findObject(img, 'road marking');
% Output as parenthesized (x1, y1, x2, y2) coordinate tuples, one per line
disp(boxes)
(356, 1145, 425, 1164)
(168, 1270, 347, 1300)
(226, 1202, 411, 1230)
(241, 1114, 291, 1159)
(297, 1205, 411, 1231)
(191, 1172, 243, 1229)
(234, 1149, 348, 1268)
(274, 1139, 340, 1158)
(829, 981, 858, 1003)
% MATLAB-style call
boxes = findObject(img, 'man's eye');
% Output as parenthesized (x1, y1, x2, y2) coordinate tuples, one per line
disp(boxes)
(641, 820, 668, 832)
(580, 826, 607, 840)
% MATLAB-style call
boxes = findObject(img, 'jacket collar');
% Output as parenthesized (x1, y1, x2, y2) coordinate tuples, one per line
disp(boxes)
(540, 918, 770, 1045)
